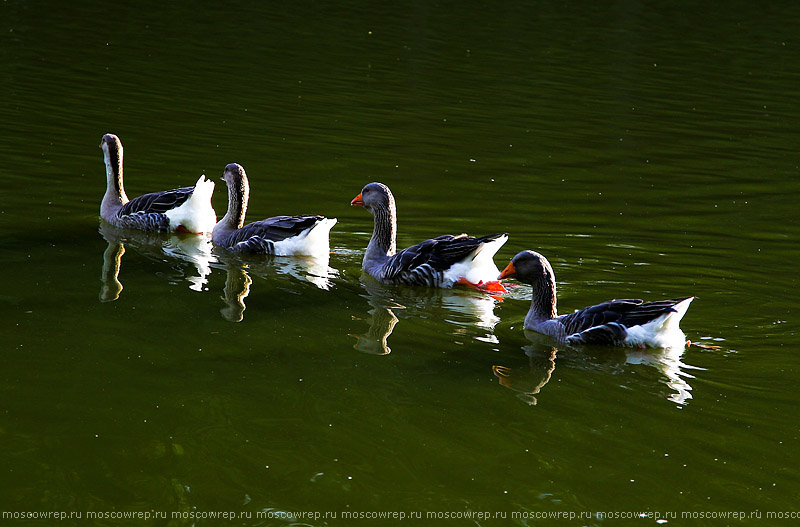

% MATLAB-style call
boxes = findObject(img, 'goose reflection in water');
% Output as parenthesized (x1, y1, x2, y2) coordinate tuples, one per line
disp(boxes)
(99, 234, 125, 302)
(352, 301, 401, 355)
(213, 252, 338, 322)
(352, 275, 502, 355)
(493, 345, 558, 406)
(624, 344, 701, 405)
(219, 265, 252, 323)
(99, 223, 338, 321)
(494, 329, 701, 406)
(98, 223, 214, 302)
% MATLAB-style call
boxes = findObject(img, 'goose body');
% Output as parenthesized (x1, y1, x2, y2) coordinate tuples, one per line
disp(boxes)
(500, 250, 693, 348)
(351, 182, 507, 290)
(212, 163, 336, 257)
(99, 134, 216, 234)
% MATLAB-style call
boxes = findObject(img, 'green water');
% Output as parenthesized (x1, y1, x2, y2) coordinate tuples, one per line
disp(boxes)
(2, 1, 799, 525)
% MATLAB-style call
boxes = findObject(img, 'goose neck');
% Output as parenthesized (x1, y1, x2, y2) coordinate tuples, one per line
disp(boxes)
(101, 143, 127, 213)
(365, 200, 396, 263)
(221, 176, 249, 230)
(526, 273, 559, 325)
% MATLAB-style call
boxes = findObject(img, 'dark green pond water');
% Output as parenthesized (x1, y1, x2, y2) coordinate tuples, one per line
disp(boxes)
(2, 1, 798, 525)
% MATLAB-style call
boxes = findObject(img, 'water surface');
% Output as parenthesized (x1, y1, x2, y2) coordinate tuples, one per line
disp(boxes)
(2, 1, 799, 525)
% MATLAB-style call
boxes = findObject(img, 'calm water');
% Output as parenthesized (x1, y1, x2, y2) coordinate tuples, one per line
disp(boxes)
(2, 1, 798, 525)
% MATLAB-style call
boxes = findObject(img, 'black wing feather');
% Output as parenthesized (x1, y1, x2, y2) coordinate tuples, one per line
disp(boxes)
(382, 233, 504, 282)
(565, 322, 628, 346)
(559, 297, 691, 336)
(118, 186, 194, 216)
(225, 215, 323, 253)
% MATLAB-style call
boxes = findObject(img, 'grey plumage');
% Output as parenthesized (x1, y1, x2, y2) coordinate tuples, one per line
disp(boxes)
(379, 233, 507, 286)
(99, 133, 209, 233)
(217, 214, 326, 254)
(500, 250, 693, 347)
(212, 163, 333, 255)
(111, 187, 194, 231)
(351, 182, 507, 288)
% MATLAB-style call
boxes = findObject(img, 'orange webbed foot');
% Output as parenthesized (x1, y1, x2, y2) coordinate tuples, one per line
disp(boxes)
(456, 278, 507, 294)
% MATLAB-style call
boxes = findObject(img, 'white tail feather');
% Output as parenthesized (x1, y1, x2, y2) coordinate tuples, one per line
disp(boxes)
(625, 297, 694, 348)
(165, 175, 217, 234)
(273, 217, 337, 257)
(444, 234, 508, 285)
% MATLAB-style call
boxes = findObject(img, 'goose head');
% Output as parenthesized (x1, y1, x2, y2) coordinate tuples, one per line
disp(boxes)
(100, 133, 123, 168)
(350, 182, 394, 214)
(221, 163, 251, 201)
(221, 162, 247, 187)
(499, 250, 555, 285)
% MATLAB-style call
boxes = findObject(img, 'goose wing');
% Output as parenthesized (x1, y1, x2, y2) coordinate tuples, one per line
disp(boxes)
(118, 186, 194, 216)
(226, 215, 323, 250)
(558, 297, 691, 336)
(382, 233, 502, 281)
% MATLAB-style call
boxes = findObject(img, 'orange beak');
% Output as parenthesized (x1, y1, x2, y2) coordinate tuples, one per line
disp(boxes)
(499, 261, 516, 280)
(350, 193, 364, 206)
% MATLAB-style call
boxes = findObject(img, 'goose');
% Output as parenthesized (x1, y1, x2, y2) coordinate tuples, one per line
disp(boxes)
(350, 182, 507, 291)
(212, 163, 336, 257)
(499, 250, 693, 348)
(99, 134, 216, 234)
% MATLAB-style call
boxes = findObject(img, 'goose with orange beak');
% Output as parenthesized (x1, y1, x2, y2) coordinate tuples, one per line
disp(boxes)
(351, 182, 507, 291)
(500, 250, 693, 348)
